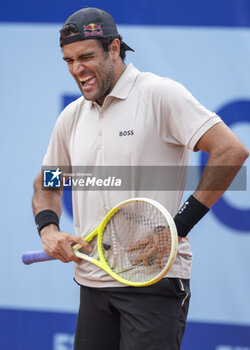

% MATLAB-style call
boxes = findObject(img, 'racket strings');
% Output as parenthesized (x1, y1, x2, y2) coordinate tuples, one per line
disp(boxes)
(102, 201, 172, 283)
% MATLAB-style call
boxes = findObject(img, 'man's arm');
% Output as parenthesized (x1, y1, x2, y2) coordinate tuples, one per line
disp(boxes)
(193, 122, 249, 207)
(174, 122, 249, 239)
(32, 171, 90, 264)
(130, 122, 248, 261)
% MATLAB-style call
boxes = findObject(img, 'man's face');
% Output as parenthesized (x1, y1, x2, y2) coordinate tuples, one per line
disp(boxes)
(62, 39, 116, 104)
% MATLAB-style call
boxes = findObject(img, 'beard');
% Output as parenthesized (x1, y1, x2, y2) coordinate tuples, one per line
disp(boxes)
(76, 55, 116, 105)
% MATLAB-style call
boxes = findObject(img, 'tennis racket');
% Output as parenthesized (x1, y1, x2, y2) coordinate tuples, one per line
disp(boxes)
(22, 198, 178, 287)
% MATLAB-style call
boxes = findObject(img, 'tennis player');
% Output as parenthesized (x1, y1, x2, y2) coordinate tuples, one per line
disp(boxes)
(32, 7, 249, 350)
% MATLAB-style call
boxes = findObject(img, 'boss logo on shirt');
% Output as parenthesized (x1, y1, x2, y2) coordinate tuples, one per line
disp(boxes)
(119, 130, 134, 137)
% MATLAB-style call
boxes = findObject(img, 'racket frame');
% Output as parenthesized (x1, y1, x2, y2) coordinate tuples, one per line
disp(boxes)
(73, 197, 178, 287)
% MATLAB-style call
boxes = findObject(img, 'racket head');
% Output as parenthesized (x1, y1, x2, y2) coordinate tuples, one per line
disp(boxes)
(96, 198, 178, 287)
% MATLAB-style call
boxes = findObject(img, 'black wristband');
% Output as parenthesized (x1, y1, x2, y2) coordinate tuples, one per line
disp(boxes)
(174, 195, 209, 237)
(35, 210, 60, 235)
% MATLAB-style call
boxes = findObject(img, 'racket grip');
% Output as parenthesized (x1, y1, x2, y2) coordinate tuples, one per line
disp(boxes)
(22, 250, 56, 265)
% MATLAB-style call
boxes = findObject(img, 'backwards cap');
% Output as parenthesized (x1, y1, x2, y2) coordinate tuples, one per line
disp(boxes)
(60, 6, 134, 52)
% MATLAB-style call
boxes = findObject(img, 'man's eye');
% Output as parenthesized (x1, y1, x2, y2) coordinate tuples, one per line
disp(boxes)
(81, 55, 93, 61)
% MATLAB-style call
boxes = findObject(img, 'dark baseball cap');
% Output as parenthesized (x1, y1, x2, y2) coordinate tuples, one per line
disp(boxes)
(60, 7, 134, 52)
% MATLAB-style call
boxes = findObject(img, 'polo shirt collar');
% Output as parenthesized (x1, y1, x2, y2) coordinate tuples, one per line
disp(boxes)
(91, 63, 139, 108)
(108, 63, 139, 100)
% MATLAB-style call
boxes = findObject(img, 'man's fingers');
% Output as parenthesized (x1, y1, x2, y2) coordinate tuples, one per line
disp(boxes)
(44, 245, 69, 262)
(71, 236, 92, 252)
(157, 251, 166, 270)
(59, 254, 82, 264)
(65, 249, 83, 264)
(43, 232, 91, 264)
(133, 243, 155, 266)
(57, 252, 71, 263)
(126, 238, 151, 252)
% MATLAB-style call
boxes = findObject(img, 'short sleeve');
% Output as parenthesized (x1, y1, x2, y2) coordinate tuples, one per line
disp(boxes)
(155, 79, 222, 150)
(42, 97, 83, 166)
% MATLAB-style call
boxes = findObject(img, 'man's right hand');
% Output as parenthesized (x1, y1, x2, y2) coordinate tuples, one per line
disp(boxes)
(40, 224, 92, 264)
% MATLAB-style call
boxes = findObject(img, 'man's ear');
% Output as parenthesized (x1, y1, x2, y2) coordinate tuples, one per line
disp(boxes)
(109, 38, 121, 59)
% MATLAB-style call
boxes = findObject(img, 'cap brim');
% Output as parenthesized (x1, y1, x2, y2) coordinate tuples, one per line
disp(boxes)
(121, 41, 134, 52)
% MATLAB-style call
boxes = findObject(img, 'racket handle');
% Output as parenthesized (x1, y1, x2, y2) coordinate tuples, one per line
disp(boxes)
(22, 250, 56, 265)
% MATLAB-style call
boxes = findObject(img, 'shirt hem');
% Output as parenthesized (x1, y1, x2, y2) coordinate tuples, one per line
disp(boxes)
(73, 270, 191, 288)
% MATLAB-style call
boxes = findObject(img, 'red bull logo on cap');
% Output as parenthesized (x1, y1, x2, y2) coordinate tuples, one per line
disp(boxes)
(83, 23, 104, 37)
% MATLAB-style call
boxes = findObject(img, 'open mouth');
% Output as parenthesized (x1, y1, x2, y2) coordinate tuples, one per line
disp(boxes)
(79, 73, 96, 88)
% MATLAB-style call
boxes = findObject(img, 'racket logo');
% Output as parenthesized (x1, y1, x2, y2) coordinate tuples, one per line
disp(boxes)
(123, 212, 155, 229)
(43, 168, 62, 188)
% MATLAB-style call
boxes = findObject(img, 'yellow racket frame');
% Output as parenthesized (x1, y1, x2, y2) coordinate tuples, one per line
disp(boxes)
(73, 198, 178, 287)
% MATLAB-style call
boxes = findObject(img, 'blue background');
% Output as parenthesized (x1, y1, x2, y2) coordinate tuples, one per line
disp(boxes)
(1, 1, 250, 349)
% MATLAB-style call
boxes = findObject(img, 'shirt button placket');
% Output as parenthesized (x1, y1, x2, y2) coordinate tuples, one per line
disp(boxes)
(98, 111, 103, 150)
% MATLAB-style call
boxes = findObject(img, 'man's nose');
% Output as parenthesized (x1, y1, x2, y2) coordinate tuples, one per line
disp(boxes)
(72, 60, 85, 75)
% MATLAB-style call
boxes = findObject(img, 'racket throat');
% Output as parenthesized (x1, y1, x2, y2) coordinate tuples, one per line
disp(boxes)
(103, 243, 111, 250)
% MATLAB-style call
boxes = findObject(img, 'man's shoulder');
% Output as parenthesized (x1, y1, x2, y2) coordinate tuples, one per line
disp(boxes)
(135, 70, 185, 98)
(136, 70, 163, 85)
(62, 96, 85, 115)
(53, 96, 86, 134)
(58, 96, 86, 122)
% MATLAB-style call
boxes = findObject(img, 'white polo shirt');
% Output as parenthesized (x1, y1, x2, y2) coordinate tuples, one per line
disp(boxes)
(43, 63, 221, 287)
